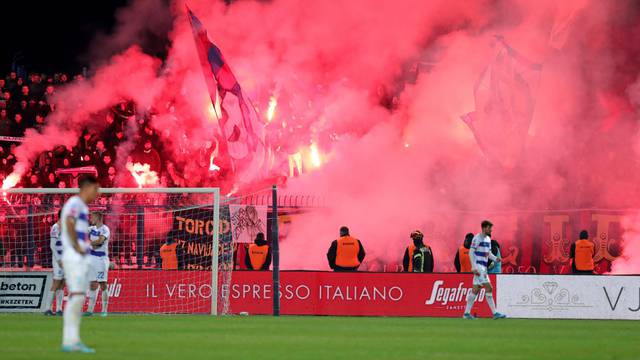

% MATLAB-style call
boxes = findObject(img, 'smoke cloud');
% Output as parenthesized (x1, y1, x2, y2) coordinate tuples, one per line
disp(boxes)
(11, 0, 640, 273)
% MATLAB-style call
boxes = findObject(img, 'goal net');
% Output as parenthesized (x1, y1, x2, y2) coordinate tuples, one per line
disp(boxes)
(0, 187, 235, 315)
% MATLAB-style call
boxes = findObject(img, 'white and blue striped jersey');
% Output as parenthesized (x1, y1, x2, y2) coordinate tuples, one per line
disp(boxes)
(470, 233, 496, 272)
(50, 223, 62, 261)
(60, 195, 90, 261)
(89, 224, 110, 258)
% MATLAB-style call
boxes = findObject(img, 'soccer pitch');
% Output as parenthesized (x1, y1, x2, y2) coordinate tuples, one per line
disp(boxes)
(1, 314, 638, 360)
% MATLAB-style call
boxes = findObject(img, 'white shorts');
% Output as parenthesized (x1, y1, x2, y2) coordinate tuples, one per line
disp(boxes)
(88, 256, 109, 282)
(473, 270, 491, 286)
(52, 259, 64, 280)
(62, 258, 89, 294)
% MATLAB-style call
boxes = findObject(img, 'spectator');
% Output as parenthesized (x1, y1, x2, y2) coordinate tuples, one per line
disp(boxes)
(20, 85, 30, 103)
(244, 233, 272, 270)
(11, 113, 26, 137)
(132, 139, 161, 173)
(487, 239, 502, 274)
(0, 109, 10, 135)
(402, 230, 434, 273)
(570, 230, 595, 274)
(28, 174, 41, 188)
(454, 233, 473, 273)
(44, 172, 57, 188)
(2, 91, 13, 111)
(327, 226, 365, 272)
(103, 166, 117, 187)
(33, 113, 46, 132)
(159, 237, 183, 270)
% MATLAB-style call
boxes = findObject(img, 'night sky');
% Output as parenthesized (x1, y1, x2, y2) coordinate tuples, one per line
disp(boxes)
(0, 1, 167, 75)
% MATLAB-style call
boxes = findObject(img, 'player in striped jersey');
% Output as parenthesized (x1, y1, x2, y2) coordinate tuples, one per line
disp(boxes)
(463, 220, 507, 320)
(60, 175, 99, 353)
(44, 209, 65, 316)
(85, 211, 111, 317)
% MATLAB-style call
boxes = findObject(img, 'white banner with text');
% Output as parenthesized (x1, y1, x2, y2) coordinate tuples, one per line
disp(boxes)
(497, 274, 640, 320)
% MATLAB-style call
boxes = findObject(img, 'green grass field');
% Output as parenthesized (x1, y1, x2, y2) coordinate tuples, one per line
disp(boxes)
(1, 314, 638, 360)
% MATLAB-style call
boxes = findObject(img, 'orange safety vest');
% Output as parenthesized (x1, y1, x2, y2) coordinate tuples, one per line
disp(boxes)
(335, 236, 361, 268)
(407, 245, 416, 272)
(248, 244, 269, 270)
(160, 242, 178, 270)
(459, 246, 472, 272)
(574, 239, 595, 271)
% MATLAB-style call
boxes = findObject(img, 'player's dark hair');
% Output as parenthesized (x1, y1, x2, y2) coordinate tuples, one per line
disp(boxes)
(339, 226, 349, 236)
(579, 230, 588, 240)
(92, 211, 104, 220)
(78, 174, 98, 189)
(481, 220, 493, 228)
(57, 209, 61, 219)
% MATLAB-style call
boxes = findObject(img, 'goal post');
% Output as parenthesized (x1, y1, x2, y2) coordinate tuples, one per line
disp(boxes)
(1, 187, 227, 315)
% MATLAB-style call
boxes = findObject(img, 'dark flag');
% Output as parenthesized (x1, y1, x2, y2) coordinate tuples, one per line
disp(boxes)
(461, 35, 542, 169)
(187, 7, 267, 178)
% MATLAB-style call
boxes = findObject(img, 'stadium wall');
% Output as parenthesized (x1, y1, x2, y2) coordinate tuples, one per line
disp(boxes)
(1, 271, 638, 319)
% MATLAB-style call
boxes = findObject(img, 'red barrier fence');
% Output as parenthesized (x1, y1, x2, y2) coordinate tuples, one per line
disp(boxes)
(106, 270, 494, 317)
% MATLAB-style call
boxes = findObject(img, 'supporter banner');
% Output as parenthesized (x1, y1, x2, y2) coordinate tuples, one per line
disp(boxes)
(229, 204, 267, 243)
(0, 135, 24, 142)
(170, 205, 232, 270)
(0, 272, 52, 312)
(105, 270, 493, 317)
(497, 274, 640, 320)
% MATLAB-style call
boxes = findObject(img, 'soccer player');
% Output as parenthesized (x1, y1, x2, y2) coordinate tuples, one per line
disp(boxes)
(44, 209, 65, 316)
(60, 175, 99, 353)
(85, 211, 111, 317)
(463, 220, 507, 320)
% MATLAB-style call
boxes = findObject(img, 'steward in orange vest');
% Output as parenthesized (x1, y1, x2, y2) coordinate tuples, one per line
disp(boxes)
(160, 238, 182, 270)
(327, 226, 366, 271)
(402, 230, 434, 272)
(454, 233, 473, 273)
(570, 230, 595, 274)
(244, 233, 272, 270)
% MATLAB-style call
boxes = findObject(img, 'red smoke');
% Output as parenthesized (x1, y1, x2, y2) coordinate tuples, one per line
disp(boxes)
(10, 0, 640, 272)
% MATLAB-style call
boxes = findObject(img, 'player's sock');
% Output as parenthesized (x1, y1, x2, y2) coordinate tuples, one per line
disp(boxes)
(87, 289, 97, 313)
(101, 289, 109, 313)
(63, 295, 84, 346)
(55, 290, 65, 312)
(465, 292, 477, 314)
(486, 292, 497, 314)
(44, 290, 55, 312)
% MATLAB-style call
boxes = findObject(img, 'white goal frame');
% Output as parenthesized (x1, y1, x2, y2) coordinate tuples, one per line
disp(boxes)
(3, 187, 222, 315)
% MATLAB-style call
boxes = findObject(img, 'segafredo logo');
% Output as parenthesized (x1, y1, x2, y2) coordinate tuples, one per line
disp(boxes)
(107, 278, 122, 298)
(425, 281, 485, 305)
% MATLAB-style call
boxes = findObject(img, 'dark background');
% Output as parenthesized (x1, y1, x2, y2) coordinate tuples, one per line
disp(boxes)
(0, 1, 170, 75)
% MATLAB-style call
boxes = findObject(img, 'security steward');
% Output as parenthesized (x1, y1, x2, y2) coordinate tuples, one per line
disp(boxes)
(244, 232, 272, 270)
(570, 230, 595, 274)
(402, 230, 434, 272)
(327, 226, 366, 271)
(454, 233, 473, 273)
(160, 237, 183, 270)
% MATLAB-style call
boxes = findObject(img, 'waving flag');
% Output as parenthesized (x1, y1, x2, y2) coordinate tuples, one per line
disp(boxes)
(187, 8, 266, 174)
(461, 36, 542, 169)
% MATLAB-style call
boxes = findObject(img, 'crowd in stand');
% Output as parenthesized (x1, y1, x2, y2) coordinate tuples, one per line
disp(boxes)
(0, 70, 181, 189)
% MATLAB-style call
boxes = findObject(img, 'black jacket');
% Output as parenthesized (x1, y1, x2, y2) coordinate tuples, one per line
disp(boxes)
(403, 245, 434, 272)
